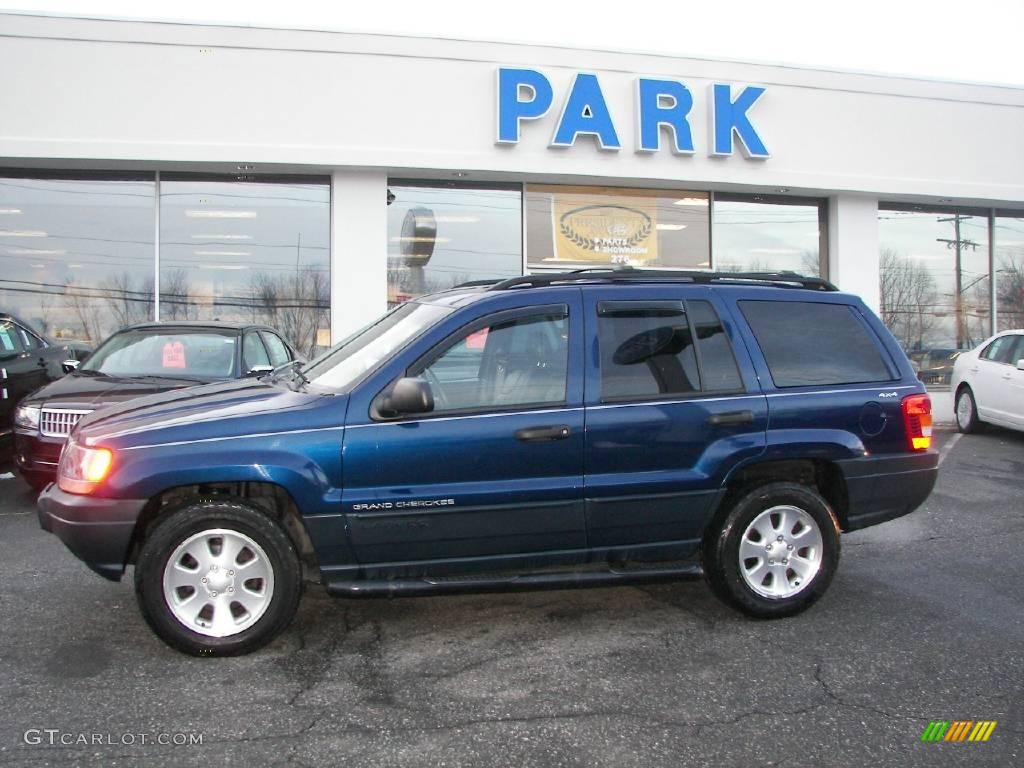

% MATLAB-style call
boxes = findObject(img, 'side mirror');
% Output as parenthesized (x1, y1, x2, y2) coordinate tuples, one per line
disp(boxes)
(1017, 359, 1024, 371)
(61, 359, 80, 374)
(378, 377, 434, 418)
(246, 365, 275, 378)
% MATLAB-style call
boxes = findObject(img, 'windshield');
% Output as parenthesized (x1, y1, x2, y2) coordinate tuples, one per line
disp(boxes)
(82, 329, 238, 380)
(303, 302, 452, 391)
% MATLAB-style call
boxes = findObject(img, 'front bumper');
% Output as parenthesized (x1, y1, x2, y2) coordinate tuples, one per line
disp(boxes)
(14, 431, 66, 480)
(837, 451, 939, 531)
(37, 483, 147, 581)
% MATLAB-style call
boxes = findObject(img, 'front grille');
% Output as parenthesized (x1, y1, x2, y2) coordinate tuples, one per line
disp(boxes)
(39, 408, 93, 438)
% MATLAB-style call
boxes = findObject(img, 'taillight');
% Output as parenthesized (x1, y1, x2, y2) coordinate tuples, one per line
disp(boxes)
(902, 394, 933, 451)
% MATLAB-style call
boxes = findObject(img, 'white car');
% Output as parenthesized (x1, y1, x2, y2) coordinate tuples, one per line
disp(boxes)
(951, 330, 1024, 433)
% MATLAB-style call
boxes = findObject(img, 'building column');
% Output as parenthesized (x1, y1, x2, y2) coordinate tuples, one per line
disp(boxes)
(827, 195, 880, 313)
(330, 170, 389, 343)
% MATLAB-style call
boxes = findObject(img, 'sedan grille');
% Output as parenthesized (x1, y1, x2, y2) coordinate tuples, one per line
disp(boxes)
(39, 408, 94, 438)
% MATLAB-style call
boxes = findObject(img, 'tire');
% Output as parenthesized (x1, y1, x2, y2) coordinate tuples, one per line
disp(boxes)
(134, 500, 302, 656)
(955, 387, 983, 434)
(703, 482, 840, 619)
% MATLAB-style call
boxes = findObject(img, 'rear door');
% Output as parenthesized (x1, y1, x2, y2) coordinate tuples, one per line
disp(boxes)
(341, 293, 586, 568)
(581, 286, 767, 551)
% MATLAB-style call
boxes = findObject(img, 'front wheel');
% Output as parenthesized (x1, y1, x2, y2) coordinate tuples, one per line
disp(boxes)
(703, 483, 840, 619)
(135, 500, 302, 656)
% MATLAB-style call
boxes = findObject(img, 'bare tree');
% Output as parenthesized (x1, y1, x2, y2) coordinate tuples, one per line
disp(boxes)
(103, 271, 153, 328)
(879, 248, 938, 350)
(249, 267, 329, 357)
(996, 253, 1024, 331)
(61, 280, 105, 345)
(160, 269, 198, 321)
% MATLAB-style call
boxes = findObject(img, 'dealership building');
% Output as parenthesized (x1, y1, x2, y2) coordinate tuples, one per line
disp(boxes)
(1, 12, 1022, 363)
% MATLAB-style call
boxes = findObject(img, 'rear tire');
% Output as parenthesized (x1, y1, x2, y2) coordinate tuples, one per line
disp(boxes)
(703, 482, 840, 619)
(955, 387, 983, 434)
(134, 500, 302, 656)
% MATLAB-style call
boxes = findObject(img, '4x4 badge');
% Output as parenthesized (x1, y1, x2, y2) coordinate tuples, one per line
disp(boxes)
(878, 392, 899, 398)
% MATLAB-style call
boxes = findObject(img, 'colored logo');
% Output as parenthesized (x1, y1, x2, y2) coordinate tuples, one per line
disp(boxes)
(921, 720, 997, 742)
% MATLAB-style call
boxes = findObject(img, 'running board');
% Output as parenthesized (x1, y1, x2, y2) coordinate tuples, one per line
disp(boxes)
(324, 564, 703, 598)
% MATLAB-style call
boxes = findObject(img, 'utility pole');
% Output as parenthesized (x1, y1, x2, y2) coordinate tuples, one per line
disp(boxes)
(937, 214, 978, 349)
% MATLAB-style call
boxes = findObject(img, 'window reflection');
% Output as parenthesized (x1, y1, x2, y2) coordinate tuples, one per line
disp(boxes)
(0, 173, 155, 345)
(159, 174, 331, 358)
(526, 185, 709, 270)
(994, 215, 1024, 332)
(387, 182, 522, 306)
(878, 209, 991, 358)
(712, 197, 823, 275)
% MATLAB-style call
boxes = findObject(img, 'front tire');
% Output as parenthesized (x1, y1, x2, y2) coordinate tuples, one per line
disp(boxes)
(955, 387, 983, 434)
(703, 483, 840, 619)
(135, 500, 302, 656)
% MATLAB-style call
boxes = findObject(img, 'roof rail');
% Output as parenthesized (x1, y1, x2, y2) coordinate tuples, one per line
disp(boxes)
(486, 267, 838, 292)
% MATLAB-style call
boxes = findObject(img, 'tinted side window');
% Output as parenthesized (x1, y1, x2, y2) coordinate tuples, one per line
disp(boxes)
(0, 321, 25, 354)
(598, 301, 700, 400)
(688, 300, 743, 391)
(261, 332, 291, 367)
(18, 326, 42, 350)
(981, 335, 1017, 364)
(242, 332, 270, 370)
(414, 311, 568, 412)
(739, 300, 894, 387)
(1010, 336, 1024, 366)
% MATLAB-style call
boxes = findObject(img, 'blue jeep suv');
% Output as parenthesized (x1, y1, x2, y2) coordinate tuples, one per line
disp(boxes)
(37, 270, 938, 656)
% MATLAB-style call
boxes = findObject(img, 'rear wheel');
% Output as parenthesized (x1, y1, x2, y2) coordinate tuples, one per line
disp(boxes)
(135, 500, 302, 656)
(955, 387, 983, 434)
(703, 482, 840, 618)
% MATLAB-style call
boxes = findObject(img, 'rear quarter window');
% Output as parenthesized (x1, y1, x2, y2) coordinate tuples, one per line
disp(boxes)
(739, 300, 894, 387)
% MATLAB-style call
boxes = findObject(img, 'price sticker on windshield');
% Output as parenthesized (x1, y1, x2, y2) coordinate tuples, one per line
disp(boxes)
(162, 341, 186, 368)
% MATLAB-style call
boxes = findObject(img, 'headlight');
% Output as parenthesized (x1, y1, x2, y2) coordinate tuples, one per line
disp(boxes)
(58, 440, 114, 495)
(14, 405, 40, 431)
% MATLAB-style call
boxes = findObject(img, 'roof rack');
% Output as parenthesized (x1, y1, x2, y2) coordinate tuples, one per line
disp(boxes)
(485, 267, 838, 292)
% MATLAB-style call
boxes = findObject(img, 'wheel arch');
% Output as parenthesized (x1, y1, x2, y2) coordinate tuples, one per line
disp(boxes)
(705, 458, 849, 539)
(127, 481, 321, 581)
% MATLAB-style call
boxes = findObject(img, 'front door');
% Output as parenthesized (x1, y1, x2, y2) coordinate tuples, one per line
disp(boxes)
(341, 297, 586, 569)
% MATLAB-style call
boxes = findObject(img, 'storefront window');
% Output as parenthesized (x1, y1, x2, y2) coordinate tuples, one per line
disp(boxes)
(712, 195, 825, 275)
(526, 185, 709, 270)
(994, 214, 1024, 332)
(878, 207, 991, 368)
(387, 182, 522, 306)
(0, 172, 155, 346)
(159, 174, 330, 358)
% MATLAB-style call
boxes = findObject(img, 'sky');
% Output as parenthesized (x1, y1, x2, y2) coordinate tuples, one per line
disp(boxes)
(3, 0, 1023, 87)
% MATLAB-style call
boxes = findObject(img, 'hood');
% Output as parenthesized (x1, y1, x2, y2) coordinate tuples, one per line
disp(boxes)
(25, 372, 207, 409)
(75, 378, 344, 448)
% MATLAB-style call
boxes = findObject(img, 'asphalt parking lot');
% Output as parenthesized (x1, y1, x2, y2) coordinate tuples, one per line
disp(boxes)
(0, 429, 1021, 767)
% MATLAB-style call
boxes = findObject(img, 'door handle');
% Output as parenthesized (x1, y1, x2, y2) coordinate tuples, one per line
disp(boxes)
(707, 410, 755, 426)
(515, 425, 571, 442)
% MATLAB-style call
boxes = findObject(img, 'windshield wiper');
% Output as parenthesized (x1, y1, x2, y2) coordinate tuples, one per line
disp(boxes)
(270, 359, 309, 389)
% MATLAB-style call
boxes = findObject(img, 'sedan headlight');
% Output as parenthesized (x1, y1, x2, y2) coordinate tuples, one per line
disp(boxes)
(58, 440, 114, 495)
(14, 405, 41, 431)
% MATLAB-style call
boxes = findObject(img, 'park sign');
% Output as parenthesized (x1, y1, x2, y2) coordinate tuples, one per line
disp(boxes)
(496, 67, 770, 159)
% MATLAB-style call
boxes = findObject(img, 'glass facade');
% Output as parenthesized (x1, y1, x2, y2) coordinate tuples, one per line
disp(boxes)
(159, 174, 331, 358)
(387, 182, 522, 306)
(878, 208, 991, 361)
(0, 172, 330, 359)
(526, 185, 709, 270)
(994, 214, 1024, 332)
(0, 172, 155, 345)
(712, 195, 825, 275)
